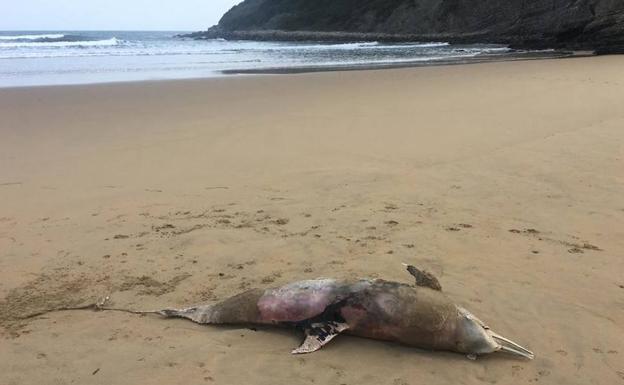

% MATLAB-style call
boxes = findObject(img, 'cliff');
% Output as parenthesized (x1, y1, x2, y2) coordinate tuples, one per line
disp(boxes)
(189, 0, 624, 53)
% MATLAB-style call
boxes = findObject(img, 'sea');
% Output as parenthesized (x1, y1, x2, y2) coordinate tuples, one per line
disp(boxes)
(0, 31, 555, 88)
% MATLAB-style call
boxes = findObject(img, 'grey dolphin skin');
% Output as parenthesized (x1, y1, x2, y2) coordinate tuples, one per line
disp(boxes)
(138, 265, 533, 360)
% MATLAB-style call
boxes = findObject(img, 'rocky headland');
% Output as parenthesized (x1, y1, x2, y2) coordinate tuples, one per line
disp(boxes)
(186, 0, 624, 53)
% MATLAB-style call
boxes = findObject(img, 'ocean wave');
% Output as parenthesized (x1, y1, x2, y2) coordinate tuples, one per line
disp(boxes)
(275, 41, 380, 50)
(0, 48, 226, 59)
(409, 42, 450, 48)
(0, 34, 66, 41)
(0, 37, 122, 48)
(304, 48, 518, 68)
(315, 54, 479, 67)
(261, 41, 450, 51)
(330, 41, 380, 48)
(451, 46, 511, 54)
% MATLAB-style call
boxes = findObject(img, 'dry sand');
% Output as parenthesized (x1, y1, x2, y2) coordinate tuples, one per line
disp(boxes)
(0, 56, 623, 385)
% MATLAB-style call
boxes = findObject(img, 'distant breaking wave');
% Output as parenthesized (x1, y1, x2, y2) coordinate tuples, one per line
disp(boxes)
(264, 41, 450, 51)
(0, 34, 66, 41)
(0, 37, 122, 48)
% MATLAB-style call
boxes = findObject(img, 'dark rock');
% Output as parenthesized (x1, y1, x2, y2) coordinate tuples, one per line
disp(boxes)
(184, 0, 624, 53)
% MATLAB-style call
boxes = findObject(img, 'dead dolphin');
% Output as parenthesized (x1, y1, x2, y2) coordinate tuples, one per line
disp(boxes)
(126, 265, 534, 359)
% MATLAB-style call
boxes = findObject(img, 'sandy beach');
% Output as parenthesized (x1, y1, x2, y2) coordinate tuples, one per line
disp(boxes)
(1, 56, 623, 384)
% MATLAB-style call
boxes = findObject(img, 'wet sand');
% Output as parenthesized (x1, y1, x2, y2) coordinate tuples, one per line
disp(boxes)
(0, 56, 623, 385)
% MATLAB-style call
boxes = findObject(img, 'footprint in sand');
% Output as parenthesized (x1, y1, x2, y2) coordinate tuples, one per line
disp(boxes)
(538, 370, 551, 378)
(510, 228, 602, 254)
(567, 242, 602, 254)
(261, 271, 282, 284)
(331, 205, 346, 212)
(447, 223, 473, 232)
(509, 228, 540, 234)
(153, 224, 175, 231)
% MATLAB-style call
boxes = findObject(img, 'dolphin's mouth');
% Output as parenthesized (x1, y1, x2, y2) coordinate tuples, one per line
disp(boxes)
(489, 331, 535, 360)
(458, 306, 535, 360)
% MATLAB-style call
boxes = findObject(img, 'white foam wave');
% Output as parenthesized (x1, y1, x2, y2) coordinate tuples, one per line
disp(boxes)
(332, 41, 380, 48)
(264, 41, 449, 51)
(314, 54, 479, 67)
(0, 47, 225, 59)
(0, 34, 65, 41)
(0, 37, 121, 48)
(409, 42, 450, 48)
(259, 41, 376, 51)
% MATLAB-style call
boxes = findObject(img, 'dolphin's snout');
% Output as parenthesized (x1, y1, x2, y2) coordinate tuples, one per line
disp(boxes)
(454, 308, 499, 355)
(455, 307, 534, 359)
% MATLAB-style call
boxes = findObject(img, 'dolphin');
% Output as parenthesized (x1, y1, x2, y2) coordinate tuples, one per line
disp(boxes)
(111, 264, 533, 359)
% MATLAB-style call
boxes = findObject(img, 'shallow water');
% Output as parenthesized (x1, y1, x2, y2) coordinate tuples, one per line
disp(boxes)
(0, 30, 533, 87)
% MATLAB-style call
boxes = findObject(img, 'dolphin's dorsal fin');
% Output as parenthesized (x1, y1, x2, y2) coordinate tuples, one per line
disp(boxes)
(403, 264, 442, 291)
(292, 321, 349, 354)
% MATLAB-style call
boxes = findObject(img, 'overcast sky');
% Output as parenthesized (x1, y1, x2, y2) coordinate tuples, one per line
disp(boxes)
(2, 0, 242, 31)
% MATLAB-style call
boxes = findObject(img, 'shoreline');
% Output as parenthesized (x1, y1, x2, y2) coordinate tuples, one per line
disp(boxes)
(221, 49, 584, 75)
(0, 49, 588, 89)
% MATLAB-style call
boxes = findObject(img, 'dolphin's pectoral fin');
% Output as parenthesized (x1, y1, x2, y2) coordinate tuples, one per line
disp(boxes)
(292, 321, 349, 354)
(402, 263, 442, 291)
